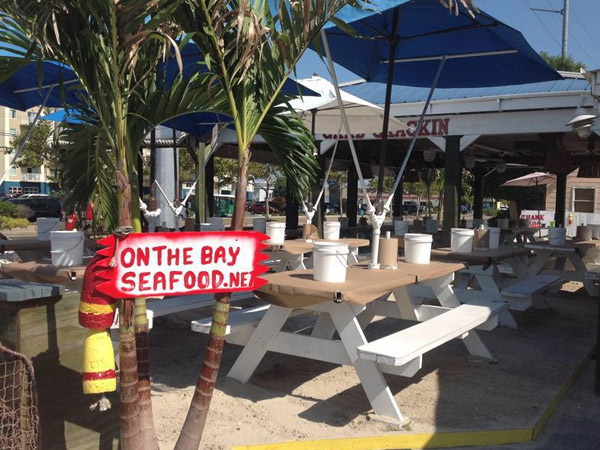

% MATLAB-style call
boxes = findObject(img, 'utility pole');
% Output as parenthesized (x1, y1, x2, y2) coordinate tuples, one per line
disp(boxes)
(531, 0, 570, 58)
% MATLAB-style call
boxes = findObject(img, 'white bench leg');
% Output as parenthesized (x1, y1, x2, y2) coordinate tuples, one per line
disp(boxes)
(227, 304, 292, 383)
(328, 302, 404, 422)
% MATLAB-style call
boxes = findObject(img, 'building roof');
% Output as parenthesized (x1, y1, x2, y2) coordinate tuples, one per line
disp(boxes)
(343, 77, 590, 105)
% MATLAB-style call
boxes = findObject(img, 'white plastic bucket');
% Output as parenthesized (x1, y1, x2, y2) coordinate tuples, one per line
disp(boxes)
(404, 233, 433, 264)
(313, 242, 349, 283)
(548, 227, 566, 246)
(50, 231, 84, 266)
(266, 222, 286, 245)
(394, 220, 409, 237)
(253, 218, 267, 233)
(451, 228, 474, 253)
(425, 219, 439, 234)
(207, 217, 225, 231)
(323, 221, 341, 240)
(592, 224, 600, 240)
(37, 217, 60, 241)
(497, 218, 509, 229)
(488, 227, 501, 249)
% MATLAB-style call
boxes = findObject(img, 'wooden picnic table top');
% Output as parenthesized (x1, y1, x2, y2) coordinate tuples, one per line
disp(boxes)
(269, 238, 370, 255)
(0, 238, 51, 251)
(431, 246, 530, 265)
(255, 260, 464, 307)
(0, 261, 87, 291)
(524, 239, 599, 253)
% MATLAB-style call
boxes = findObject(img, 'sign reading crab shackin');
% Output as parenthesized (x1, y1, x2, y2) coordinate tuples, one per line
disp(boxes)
(95, 232, 269, 298)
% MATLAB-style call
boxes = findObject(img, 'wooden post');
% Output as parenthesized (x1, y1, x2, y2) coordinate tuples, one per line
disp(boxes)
(285, 184, 299, 236)
(555, 173, 567, 227)
(442, 136, 462, 247)
(473, 166, 484, 220)
(316, 156, 325, 238)
(196, 143, 207, 225)
(392, 179, 403, 219)
(205, 155, 215, 218)
(347, 163, 358, 228)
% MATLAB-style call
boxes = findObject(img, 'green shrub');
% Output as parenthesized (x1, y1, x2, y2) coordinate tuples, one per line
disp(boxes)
(0, 201, 18, 217)
(0, 216, 30, 230)
(15, 205, 34, 219)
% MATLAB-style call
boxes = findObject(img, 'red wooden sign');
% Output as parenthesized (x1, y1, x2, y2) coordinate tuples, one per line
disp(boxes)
(93, 231, 269, 298)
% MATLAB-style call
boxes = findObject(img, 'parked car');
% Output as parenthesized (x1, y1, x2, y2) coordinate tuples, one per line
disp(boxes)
(401, 202, 419, 214)
(7, 197, 62, 221)
(249, 201, 279, 215)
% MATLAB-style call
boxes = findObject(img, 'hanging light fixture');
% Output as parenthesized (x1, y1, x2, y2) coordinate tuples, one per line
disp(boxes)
(566, 106, 598, 139)
(423, 149, 436, 162)
(463, 154, 476, 170)
(404, 169, 420, 182)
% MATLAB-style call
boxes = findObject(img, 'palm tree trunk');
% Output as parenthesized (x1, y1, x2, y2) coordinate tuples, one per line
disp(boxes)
(116, 167, 143, 450)
(175, 151, 250, 450)
(131, 174, 159, 449)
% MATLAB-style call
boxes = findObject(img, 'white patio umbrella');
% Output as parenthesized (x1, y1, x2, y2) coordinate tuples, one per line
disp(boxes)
(289, 76, 408, 134)
(501, 172, 556, 231)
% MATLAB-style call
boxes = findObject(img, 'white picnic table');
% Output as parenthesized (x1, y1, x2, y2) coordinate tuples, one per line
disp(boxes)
(266, 238, 370, 271)
(193, 260, 507, 422)
(524, 240, 600, 297)
(429, 246, 563, 328)
(499, 227, 539, 246)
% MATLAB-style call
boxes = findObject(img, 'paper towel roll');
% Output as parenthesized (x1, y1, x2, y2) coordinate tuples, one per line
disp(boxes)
(473, 228, 489, 250)
(379, 237, 399, 270)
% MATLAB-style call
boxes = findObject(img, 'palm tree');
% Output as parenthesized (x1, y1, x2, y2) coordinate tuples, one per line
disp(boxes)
(169, 1, 379, 447)
(0, 2, 221, 449)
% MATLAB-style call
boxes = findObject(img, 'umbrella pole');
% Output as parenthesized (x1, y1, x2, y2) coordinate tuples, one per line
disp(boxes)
(375, 10, 401, 210)
(320, 29, 379, 267)
(384, 57, 447, 212)
(0, 86, 54, 192)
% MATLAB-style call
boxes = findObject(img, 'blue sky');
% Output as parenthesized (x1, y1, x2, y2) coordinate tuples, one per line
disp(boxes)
(295, 0, 600, 82)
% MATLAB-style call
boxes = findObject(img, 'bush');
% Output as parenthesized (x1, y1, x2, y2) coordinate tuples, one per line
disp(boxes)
(15, 205, 34, 220)
(0, 216, 30, 230)
(0, 201, 18, 217)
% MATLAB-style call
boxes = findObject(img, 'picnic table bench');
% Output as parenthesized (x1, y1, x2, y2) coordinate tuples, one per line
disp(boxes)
(524, 240, 599, 296)
(194, 260, 506, 422)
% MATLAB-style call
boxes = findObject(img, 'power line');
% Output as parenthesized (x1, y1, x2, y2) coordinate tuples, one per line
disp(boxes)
(524, 0, 562, 49)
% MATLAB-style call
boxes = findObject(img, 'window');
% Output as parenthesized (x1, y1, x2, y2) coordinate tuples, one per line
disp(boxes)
(9, 128, 16, 137)
(8, 187, 22, 194)
(9, 167, 16, 176)
(28, 112, 36, 124)
(573, 187, 595, 213)
(23, 187, 39, 194)
(9, 109, 16, 119)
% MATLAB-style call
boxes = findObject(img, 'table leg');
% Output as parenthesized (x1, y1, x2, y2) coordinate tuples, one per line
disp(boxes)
(328, 302, 404, 421)
(528, 252, 551, 277)
(227, 305, 292, 383)
(426, 279, 495, 361)
(311, 313, 337, 339)
(508, 255, 530, 280)
(347, 246, 359, 264)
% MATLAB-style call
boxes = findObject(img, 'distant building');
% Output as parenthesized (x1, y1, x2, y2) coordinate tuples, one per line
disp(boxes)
(0, 106, 54, 195)
(545, 169, 599, 214)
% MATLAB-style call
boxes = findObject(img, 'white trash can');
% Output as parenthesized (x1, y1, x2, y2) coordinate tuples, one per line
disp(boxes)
(425, 219, 439, 234)
(451, 228, 474, 253)
(37, 217, 60, 241)
(313, 242, 349, 283)
(266, 222, 286, 245)
(253, 218, 267, 233)
(323, 221, 341, 240)
(404, 233, 433, 264)
(394, 219, 409, 237)
(548, 227, 566, 246)
(488, 227, 501, 249)
(50, 231, 84, 266)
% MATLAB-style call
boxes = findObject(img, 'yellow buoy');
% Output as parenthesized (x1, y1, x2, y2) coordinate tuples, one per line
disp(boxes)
(82, 329, 116, 394)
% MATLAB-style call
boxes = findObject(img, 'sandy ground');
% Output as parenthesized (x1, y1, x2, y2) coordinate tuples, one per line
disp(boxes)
(147, 282, 597, 449)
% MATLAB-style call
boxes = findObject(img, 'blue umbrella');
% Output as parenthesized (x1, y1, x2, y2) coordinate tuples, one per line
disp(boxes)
(158, 42, 317, 97)
(321, 0, 561, 201)
(318, 0, 561, 268)
(0, 57, 82, 110)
